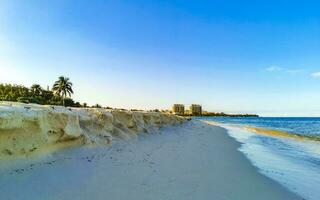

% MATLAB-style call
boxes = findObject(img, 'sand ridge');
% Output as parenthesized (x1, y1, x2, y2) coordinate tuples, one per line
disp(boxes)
(0, 102, 185, 159)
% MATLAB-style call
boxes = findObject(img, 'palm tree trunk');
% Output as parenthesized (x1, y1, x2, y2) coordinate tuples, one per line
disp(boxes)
(62, 93, 65, 107)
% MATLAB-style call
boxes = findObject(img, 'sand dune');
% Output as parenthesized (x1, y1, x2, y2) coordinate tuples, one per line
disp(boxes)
(0, 102, 185, 159)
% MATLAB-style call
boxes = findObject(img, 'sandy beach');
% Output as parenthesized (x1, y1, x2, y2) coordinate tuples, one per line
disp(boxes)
(1, 1, 318, 199)
(0, 120, 302, 200)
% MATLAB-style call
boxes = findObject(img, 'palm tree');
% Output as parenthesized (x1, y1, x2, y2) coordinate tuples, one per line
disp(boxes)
(52, 76, 74, 107)
(30, 84, 43, 96)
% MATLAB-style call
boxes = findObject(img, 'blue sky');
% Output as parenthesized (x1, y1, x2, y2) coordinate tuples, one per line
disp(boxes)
(0, 0, 320, 116)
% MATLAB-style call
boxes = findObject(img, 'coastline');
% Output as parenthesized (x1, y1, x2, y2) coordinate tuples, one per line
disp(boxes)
(194, 121, 303, 200)
(203, 119, 320, 200)
(0, 120, 302, 200)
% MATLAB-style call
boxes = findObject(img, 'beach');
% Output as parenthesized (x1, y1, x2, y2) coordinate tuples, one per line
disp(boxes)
(0, 102, 185, 160)
(0, 120, 302, 200)
(202, 117, 320, 200)
(1, 1, 318, 199)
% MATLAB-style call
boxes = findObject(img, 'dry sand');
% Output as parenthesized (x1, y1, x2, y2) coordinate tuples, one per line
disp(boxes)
(0, 102, 185, 160)
(0, 120, 302, 200)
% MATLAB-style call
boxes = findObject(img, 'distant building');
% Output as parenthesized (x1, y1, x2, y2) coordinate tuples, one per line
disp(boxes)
(172, 104, 185, 115)
(190, 104, 202, 116)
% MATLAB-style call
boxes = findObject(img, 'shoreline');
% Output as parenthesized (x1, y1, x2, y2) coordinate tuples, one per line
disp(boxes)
(197, 121, 303, 200)
(203, 119, 320, 200)
(0, 120, 302, 200)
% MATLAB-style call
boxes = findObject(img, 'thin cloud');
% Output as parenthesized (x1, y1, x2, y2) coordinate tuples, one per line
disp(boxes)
(265, 66, 305, 74)
(265, 66, 283, 72)
(311, 72, 320, 78)
(287, 69, 305, 74)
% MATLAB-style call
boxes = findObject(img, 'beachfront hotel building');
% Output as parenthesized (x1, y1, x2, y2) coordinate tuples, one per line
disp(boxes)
(190, 104, 202, 116)
(172, 104, 185, 115)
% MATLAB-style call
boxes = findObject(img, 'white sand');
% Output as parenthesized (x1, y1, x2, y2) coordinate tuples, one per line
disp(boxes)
(0, 121, 302, 200)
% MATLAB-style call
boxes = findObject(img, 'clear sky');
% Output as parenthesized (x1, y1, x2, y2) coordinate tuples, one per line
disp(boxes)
(0, 0, 320, 116)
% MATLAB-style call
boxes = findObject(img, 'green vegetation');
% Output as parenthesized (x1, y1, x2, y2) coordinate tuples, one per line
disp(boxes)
(92, 104, 102, 108)
(176, 111, 258, 117)
(198, 112, 259, 117)
(0, 76, 81, 107)
(52, 76, 74, 107)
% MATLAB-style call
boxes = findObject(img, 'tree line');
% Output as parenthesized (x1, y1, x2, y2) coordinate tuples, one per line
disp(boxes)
(200, 112, 259, 117)
(0, 76, 83, 107)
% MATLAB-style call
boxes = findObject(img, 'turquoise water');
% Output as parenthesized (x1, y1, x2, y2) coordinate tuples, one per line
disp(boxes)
(198, 117, 320, 200)
(199, 117, 320, 137)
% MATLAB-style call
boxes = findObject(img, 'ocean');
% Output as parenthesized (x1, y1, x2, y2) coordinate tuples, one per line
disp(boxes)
(198, 117, 320, 200)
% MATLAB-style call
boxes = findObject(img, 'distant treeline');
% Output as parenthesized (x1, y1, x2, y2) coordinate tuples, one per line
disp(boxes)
(0, 81, 159, 110)
(0, 83, 83, 107)
(180, 112, 259, 117)
(0, 76, 107, 108)
(201, 112, 259, 117)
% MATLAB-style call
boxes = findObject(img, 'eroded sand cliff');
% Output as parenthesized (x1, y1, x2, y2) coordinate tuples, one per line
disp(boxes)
(0, 102, 185, 159)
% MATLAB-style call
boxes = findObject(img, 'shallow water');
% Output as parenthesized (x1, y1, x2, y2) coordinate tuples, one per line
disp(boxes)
(200, 117, 320, 200)
(201, 117, 320, 137)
